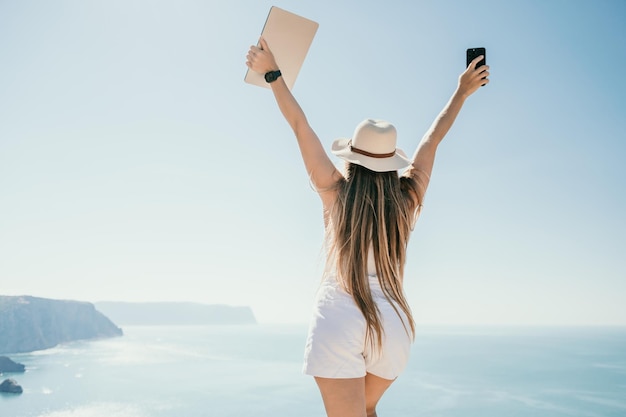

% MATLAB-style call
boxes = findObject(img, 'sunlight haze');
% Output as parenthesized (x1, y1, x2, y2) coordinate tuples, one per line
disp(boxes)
(1, 0, 624, 325)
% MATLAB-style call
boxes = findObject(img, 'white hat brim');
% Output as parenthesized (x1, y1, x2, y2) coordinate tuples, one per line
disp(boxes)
(331, 138, 412, 173)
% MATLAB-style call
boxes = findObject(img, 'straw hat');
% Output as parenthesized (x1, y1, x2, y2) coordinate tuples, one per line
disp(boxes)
(331, 119, 411, 172)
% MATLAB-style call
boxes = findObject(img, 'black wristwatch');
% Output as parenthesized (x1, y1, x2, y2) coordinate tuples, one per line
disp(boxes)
(264, 70, 282, 83)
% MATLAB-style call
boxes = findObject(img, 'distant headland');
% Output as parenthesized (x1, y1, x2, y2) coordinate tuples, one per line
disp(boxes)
(95, 302, 257, 326)
(0, 295, 123, 355)
(0, 296, 257, 355)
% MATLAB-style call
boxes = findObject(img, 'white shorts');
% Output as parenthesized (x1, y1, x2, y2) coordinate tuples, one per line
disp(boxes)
(302, 275, 412, 380)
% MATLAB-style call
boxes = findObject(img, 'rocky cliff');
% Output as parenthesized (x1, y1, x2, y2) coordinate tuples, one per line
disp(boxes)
(0, 296, 123, 354)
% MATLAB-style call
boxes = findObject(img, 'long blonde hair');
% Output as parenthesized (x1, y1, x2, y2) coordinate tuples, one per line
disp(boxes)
(326, 163, 423, 351)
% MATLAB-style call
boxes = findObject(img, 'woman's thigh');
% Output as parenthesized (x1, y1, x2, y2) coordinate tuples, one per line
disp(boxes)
(314, 373, 395, 417)
(364, 373, 395, 415)
(315, 376, 366, 417)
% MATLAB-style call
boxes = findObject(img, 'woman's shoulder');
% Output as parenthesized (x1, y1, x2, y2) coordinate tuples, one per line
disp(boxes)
(400, 168, 429, 212)
(316, 172, 344, 211)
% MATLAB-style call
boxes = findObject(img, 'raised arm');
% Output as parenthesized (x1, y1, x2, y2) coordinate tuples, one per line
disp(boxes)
(246, 38, 341, 196)
(404, 55, 490, 192)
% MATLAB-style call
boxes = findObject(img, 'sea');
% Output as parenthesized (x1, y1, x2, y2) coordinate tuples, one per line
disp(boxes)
(1, 325, 625, 417)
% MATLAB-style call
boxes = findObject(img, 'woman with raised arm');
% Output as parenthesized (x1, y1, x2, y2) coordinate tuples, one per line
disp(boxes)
(246, 37, 489, 417)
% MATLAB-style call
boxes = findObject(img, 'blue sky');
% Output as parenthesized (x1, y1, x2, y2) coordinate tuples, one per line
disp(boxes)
(1, 0, 624, 325)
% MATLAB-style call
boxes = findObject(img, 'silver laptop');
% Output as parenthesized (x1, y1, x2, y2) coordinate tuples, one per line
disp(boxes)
(244, 7, 318, 90)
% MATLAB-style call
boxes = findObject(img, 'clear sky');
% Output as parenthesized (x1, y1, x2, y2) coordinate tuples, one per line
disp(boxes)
(1, 0, 624, 325)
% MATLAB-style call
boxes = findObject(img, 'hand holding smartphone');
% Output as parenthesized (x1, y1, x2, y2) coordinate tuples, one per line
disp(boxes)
(466, 47, 486, 68)
(466, 47, 487, 86)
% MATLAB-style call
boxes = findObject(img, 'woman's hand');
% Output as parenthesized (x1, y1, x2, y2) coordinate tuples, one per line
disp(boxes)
(457, 55, 490, 99)
(246, 37, 279, 74)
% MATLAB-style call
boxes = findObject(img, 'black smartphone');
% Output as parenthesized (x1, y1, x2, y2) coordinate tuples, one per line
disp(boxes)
(467, 47, 487, 86)
(466, 47, 486, 69)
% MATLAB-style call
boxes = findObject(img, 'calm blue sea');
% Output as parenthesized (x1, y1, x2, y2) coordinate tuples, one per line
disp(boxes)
(1, 325, 625, 417)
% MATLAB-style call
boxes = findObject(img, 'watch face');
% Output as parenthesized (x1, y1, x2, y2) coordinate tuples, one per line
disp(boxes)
(265, 70, 281, 83)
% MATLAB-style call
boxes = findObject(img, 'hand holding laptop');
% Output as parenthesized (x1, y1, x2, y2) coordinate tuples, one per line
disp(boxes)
(244, 7, 318, 90)
(246, 38, 279, 75)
